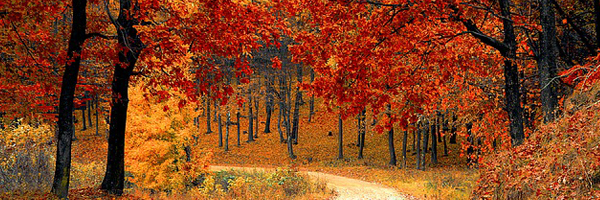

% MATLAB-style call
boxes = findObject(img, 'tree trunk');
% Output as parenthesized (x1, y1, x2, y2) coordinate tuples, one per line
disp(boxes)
(357, 110, 366, 159)
(431, 120, 437, 165)
(95, 95, 99, 136)
(338, 113, 343, 160)
(101, 0, 143, 194)
(539, 0, 559, 123)
(218, 109, 223, 147)
(237, 112, 241, 146)
(291, 64, 302, 144)
(52, 0, 87, 197)
(88, 98, 92, 126)
(308, 68, 315, 122)
(82, 106, 87, 130)
(247, 88, 255, 143)
(278, 99, 284, 143)
(264, 76, 273, 133)
(254, 95, 259, 138)
(206, 98, 212, 134)
(415, 123, 421, 170)
(225, 110, 230, 151)
(388, 126, 396, 166)
(595, 0, 600, 47)
(402, 130, 408, 168)
(499, 0, 525, 146)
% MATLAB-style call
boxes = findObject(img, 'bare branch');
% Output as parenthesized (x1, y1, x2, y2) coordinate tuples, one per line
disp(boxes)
(84, 32, 117, 40)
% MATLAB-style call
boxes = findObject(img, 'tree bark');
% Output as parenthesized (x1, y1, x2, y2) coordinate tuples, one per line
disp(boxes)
(101, 0, 143, 194)
(225, 110, 230, 151)
(338, 113, 343, 160)
(308, 68, 315, 122)
(357, 110, 366, 159)
(218, 109, 223, 147)
(82, 106, 87, 130)
(415, 122, 422, 170)
(247, 88, 255, 142)
(595, 0, 600, 47)
(237, 112, 241, 146)
(206, 98, 212, 134)
(291, 64, 302, 144)
(539, 0, 559, 123)
(52, 0, 87, 197)
(431, 120, 437, 165)
(402, 130, 408, 168)
(264, 76, 273, 133)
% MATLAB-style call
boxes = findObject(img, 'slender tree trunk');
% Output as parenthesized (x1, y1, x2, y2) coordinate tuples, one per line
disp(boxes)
(52, 0, 87, 197)
(88, 99, 92, 126)
(338, 113, 343, 160)
(247, 88, 254, 143)
(254, 96, 259, 138)
(225, 110, 230, 151)
(291, 64, 302, 144)
(237, 112, 241, 146)
(95, 95, 99, 136)
(101, 0, 143, 194)
(82, 106, 87, 130)
(431, 120, 437, 165)
(264, 76, 273, 133)
(415, 123, 422, 170)
(308, 68, 315, 122)
(358, 110, 366, 159)
(595, 0, 600, 47)
(218, 109, 223, 147)
(278, 100, 284, 143)
(388, 127, 396, 166)
(539, 0, 559, 123)
(402, 130, 408, 168)
(206, 98, 212, 134)
(213, 101, 218, 122)
(421, 120, 429, 170)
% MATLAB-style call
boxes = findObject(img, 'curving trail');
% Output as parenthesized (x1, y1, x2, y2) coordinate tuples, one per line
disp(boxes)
(209, 166, 407, 200)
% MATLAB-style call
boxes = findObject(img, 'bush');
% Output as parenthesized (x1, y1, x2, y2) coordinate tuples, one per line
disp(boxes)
(0, 122, 54, 194)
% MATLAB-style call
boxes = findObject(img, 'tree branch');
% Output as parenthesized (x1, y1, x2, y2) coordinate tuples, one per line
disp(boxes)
(84, 32, 117, 40)
(460, 18, 509, 54)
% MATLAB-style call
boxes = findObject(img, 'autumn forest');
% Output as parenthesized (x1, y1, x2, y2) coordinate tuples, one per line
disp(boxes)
(1, 0, 600, 199)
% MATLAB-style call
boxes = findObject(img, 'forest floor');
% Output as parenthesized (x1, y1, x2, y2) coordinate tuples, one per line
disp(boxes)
(210, 165, 410, 200)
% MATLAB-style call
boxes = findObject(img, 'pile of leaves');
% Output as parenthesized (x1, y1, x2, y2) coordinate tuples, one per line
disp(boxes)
(474, 87, 600, 199)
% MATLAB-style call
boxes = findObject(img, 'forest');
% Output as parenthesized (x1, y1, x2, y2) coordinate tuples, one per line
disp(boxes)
(1, 0, 600, 199)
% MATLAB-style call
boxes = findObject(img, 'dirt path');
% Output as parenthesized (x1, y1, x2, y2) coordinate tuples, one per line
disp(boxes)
(209, 166, 407, 200)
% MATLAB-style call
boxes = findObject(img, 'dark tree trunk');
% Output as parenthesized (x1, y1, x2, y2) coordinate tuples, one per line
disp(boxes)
(82, 106, 87, 130)
(95, 95, 99, 136)
(254, 92, 259, 138)
(237, 112, 241, 146)
(264, 76, 273, 133)
(213, 101, 218, 122)
(415, 123, 422, 170)
(101, 0, 143, 194)
(88, 99, 92, 126)
(357, 110, 366, 159)
(218, 109, 223, 147)
(338, 113, 343, 160)
(449, 115, 457, 144)
(466, 122, 475, 166)
(206, 98, 213, 134)
(402, 130, 408, 168)
(459, 0, 525, 146)
(225, 111, 230, 151)
(308, 68, 315, 122)
(388, 126, 396, 166)
(499, 0, 525, 146)
(52, 0, 87, 197)
(595, 0, 600, 47)
(539, 0, 559, 123)
(247, 88, 255, 143)
(291, 64, 302, 144)
(412, 129, 416, 153)
(431, 121, 437, 165)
